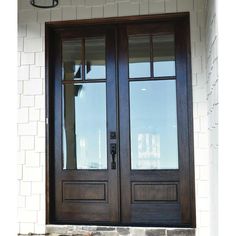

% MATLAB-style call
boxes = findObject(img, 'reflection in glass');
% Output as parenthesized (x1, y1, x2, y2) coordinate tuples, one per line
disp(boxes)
(130, 80, 178, 169)
(63, 40, 82, 80)
(63, 83, 107, 169)
(153, 35, 175, 77)
(129, 36, 150, 78)
(85, 38, 106, 79)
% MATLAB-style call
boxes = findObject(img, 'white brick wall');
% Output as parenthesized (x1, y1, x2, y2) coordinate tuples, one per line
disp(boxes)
(17, 0, 210, 235)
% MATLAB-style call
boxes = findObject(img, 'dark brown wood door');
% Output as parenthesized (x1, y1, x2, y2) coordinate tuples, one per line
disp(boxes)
(50, 26, 120, 224)
(47, 14, 195, 227)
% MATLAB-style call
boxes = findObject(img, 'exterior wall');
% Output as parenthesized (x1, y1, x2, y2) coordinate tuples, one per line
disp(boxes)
(17, 0, 209, 235)
(205, 0, 218, 236)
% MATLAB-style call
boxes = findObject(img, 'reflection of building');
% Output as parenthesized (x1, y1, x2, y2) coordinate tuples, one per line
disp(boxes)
(137, 133, 160, 169)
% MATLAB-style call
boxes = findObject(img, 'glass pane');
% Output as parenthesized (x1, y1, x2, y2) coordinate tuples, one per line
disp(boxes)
(85, 38, 106, 80)
(63, 83, 107, 169)
(63, 39, 82, 80)
(130, 80, 178, 169)
(129, 36, 150, 78)
(153, 35, 175, 77)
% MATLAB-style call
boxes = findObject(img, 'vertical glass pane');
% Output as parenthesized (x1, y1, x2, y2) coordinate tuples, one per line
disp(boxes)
(63, 40, 82, 80)
(130, 80, 178, 169)
(63, 83, 107, 169)
(153, 35, 175, 77)
(129, 36, 151, 78)
(85, 38, 106, 79)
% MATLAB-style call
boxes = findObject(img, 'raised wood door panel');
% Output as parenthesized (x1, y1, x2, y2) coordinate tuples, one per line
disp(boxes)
(46, 14, 195, 227)
(51, 26, 119, 224)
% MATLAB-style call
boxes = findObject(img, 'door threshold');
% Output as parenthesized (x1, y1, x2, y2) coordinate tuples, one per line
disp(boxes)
(46, 225, 195, 236)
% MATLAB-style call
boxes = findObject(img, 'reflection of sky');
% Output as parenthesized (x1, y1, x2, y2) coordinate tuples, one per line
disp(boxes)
(129, 61, 175, 78)
(130, 80, 178, 169)
(63, 83, 107, 169)
(86, 65, 105, 79)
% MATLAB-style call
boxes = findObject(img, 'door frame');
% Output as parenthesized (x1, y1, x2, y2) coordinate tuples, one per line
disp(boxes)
(45, 12, 195, 227)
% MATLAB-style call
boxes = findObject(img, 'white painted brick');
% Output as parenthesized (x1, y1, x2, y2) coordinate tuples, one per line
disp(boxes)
(195, 166, 200, 180)
(27, 23, 41, 38)
(18, 24, 27, 37)
(193, 118, 200, 132)
(17, 151, 25, 165)
(17, 164, 23, 180)
(24, 79, 43, 95)
(18, 122, 37, 136)
(23, 166, 43, 182)
(92, 6, 103, 18)
(18, 10, 37, 23)
(37, 9, 51, 23)
(40, 153, 46, 166)
(20, 136, 35, 150)
(72, 0, 85, 5)
(140, 0, 149, 14)
(35, 137, 45, 152)
(35, 95, 45, 109)
(19, 0, 35, 10)
(118, 1, 139, 16)
(36, 52, 45, 66)
(38, 122, 46, 137)
(149, 0, 165, 14)
(26, 195, 41, 211)
(25, 151, 40, 167)
(35, 224, 46, 234)
(193, 87, 206, 103)
(86, 0, 105, 6)
(37, 209, 46, 224)
(200, 116, 208, 131)
(40, 67, 45, 78)
(20, 181, 31, 195)
(51, 8, 62, 21)
(77, 6, 92, 19)
(177, 0, 193, 12)
(18, 37, 24, 52)
(60, 0, 73, 5)
(40, 109, 46, 122)
(24, 38, 43, 53)
(18, 52, 21, 67)
(18, 108, 29, 123)
(63, 6, 77, 20)
(29, 108, 40, 121)
(196, 197, 209, 211)
(18, 196, 26, 208)
(19, 223, 35, 234)
(30, 65, 41, 78)
(104, 3, 117, 17)
(20, 95, 35, 107)
(32, 182, 45, 195)
(165, 0, 177, 12)
(18, 66, 29, 81)
(18, 208, 37, 223)
(21, 53, 35, 65)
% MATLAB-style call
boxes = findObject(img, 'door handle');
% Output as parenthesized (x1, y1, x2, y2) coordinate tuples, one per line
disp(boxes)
(110, 143, 116, 169)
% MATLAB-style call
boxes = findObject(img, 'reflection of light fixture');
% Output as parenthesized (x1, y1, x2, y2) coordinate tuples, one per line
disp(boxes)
(141, 88, 147, 91)
(30, 0, 58, 8)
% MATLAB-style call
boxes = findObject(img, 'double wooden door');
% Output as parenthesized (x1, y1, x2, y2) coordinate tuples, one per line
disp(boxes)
(47, 14, 195, 227)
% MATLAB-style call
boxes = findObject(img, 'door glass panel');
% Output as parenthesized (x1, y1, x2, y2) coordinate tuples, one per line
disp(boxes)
(63, 83, 107, 169)
(85, 38, 106, 80)
(130, 80, 178, 169)
(129, 36, 150, 78)
(63, 40, 82, 80)
(153, 35, 175, 77)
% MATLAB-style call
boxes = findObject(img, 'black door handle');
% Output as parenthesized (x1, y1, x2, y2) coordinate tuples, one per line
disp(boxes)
(110, 143, 116, 169)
